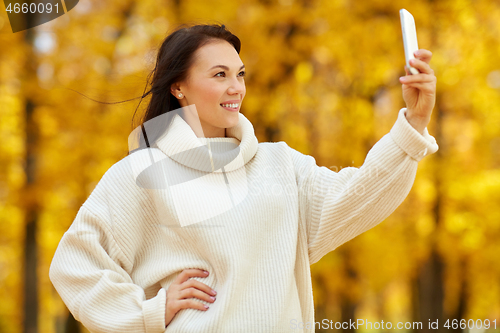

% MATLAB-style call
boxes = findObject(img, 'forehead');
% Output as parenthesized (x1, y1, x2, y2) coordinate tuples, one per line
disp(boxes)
(191, 40, 243, 69)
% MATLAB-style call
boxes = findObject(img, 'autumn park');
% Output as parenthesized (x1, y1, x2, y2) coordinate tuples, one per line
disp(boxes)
(1, 0, 500, 332)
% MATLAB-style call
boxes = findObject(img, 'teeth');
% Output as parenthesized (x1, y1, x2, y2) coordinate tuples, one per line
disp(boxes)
(221, 103, 239, 108)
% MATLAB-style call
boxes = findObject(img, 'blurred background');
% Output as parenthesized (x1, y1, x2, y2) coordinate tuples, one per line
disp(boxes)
(1, 0, 500, 332)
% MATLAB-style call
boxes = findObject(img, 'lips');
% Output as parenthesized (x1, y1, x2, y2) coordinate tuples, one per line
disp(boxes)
(220, 100, 241, 111)
(220, 103, 239, 108)
(221, 100, 241, 104)
(220, 104, 239, 112)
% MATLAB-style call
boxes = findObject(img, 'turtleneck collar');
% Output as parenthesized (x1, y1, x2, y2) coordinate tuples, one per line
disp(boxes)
(154, 112, 258, 173)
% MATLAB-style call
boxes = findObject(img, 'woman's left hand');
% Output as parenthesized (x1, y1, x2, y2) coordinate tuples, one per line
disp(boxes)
(399, 49, 437, 134)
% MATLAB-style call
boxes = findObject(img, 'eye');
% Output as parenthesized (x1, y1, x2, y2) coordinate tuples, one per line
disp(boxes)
(238, 71, 246, 77)
(215, 72, 225, 77)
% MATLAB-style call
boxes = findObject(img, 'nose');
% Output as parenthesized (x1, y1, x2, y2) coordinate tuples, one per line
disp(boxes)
(227, 76, 245, 96)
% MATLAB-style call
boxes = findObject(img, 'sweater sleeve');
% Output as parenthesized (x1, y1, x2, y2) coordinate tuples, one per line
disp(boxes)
(289, 108, 439, 264)
(49, 184, 167, 333)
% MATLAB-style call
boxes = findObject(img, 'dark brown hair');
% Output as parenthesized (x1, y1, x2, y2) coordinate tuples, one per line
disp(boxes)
(134, 24, 241, 132)
(67, 23, 240, 155)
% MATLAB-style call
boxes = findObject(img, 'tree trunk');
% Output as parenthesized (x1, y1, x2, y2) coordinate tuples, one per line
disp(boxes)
(22, 5, 40, 330)
(64, 312, 81, 333)
(22, 98, 39, 333)
(412, 96, 445, 333)
(340, 296, 357, 333)
(448, 258, 467, 333)
(414, 249, 445, 332)
(339, 248, 358, 333)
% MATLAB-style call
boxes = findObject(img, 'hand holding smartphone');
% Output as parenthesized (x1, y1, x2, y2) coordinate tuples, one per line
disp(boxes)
(400, 9, 420, 75)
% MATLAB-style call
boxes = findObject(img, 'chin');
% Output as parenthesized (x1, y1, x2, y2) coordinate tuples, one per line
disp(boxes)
(226, 114, 240, 128)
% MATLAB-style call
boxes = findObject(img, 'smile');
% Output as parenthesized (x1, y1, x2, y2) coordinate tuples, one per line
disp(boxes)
(220, 103, 240, 112)
(220, 103, 239, 109)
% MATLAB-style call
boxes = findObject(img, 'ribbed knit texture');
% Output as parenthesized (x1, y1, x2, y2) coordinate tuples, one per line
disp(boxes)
(50, 108, 438, 333)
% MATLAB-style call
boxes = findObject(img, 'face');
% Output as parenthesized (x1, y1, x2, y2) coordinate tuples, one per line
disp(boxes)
(172, 40, 246, 138)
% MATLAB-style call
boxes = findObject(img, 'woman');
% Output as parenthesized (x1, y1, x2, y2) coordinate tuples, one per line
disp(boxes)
(50, 24, 438, 332)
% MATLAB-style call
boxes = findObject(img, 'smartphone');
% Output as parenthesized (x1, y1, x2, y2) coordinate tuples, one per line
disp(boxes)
(400, 9, 420, 75)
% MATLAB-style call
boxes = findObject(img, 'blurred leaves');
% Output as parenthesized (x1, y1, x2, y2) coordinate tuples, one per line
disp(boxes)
(1, 0, 500, 332)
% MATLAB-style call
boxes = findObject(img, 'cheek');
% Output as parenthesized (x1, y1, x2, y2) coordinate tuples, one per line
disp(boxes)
(194, 81, 223, 103)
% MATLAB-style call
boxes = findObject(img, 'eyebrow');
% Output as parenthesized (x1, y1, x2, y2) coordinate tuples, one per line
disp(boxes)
(209, 64, 245, 71)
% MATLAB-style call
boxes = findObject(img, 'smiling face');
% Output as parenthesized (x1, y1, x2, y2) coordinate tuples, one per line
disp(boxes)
(171, 40, 246, 138)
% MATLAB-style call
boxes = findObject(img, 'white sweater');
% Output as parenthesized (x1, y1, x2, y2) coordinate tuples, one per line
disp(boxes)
(49, 108, 438, 333)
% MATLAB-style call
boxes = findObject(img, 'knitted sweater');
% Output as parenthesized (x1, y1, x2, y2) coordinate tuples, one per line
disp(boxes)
(49, 108, 438, 333)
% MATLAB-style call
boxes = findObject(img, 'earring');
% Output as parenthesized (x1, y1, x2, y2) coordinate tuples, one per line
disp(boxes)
(178, 93, 183, 98)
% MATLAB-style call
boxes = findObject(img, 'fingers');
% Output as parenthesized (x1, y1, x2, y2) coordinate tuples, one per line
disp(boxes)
(174, 268, 209, 284)
(181, 279, 217, 296)
(407, 58, 434, 75)
(405, 49, 434, 76)
(401, 81, 436, 94)
(167, 298, 209, 315)
(167, 268, 217, 317)
(400, 73, 435, 84)
(400, 75, 436, 93)
(414, 49, 432, 64)
(179, 287, 216, 304)
(176, 299, 209, 312)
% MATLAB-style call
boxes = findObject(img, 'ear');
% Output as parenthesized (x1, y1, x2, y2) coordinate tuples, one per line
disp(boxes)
(170, 83, 181, 98)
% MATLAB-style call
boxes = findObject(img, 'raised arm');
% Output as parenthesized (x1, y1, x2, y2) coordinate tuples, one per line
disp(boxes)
(289, 107, 438, 264)
(290, 48, 438, 264)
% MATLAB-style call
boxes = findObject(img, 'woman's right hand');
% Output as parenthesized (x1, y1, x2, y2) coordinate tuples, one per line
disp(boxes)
(165, 269, 217, 327)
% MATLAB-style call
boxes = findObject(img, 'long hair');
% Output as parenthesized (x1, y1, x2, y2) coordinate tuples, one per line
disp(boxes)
(67, 23, 241, 156)
(135, 24, 241, 133)
(128, 24, 241, 154)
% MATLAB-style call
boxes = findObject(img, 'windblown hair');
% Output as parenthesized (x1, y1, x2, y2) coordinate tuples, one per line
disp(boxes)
(66, 23, 240, 157)
(133, 24, 241, 136)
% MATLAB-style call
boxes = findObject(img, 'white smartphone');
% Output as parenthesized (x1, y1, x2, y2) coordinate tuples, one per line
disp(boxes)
(400, 9, 420, 75)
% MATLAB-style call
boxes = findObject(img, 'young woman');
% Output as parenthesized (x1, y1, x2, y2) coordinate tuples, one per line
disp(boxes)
(50, 24, 438, 332)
